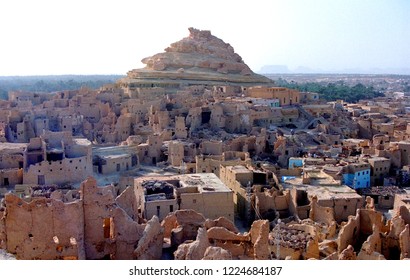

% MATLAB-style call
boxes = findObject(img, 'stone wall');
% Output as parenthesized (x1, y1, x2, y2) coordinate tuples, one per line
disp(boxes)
(0, 177, 160, 260)
(180, 191, 234, 221)
(4, 194, 85, 259)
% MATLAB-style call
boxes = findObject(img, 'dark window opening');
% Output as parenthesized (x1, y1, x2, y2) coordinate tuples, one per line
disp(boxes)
(38, 175, 45, 185)
(253, 172, 267, 185)
(201, 111, 211, 124)
(47, 152, 63, 161)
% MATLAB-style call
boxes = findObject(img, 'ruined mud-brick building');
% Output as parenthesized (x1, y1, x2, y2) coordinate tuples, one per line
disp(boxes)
(133, 173, 234, 222)
(22, 131, 92, 185)
(160, 197, 410, 260)
(247, 86, 301, 106)
(92, 145, 139, 174)
(161, 209, 270, 260)
(0, 177, 163, 260)
(0, 143, 26, 192)
(282, 168, 364, 223)
(2, 26, 410, 261)
(263, 194, 410, 260)
(219, 165, 270, 223)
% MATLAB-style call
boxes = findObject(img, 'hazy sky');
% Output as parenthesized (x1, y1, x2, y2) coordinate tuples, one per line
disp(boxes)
(0, 0, 409, 75)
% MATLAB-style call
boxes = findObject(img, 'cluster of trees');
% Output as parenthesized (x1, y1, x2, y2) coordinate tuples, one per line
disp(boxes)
(275, 78, 384, 103)
(0, 75, 124, 100)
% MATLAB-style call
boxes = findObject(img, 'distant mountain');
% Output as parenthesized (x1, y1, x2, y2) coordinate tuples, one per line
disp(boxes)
(259, 65, 290, 74)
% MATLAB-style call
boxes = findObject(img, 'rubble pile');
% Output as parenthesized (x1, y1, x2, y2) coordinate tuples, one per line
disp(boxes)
(269, 225, 314, 250)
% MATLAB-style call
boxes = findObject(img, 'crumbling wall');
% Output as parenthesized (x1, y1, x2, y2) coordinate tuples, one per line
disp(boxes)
(288, 188, 299, 219)
(207, 219, 270, 259)
(309, 196, 335, 225)
(4, 194, 85, 260)
(115, 186, 140, 221)
(0, 209, 6, 250)
(168, 141, 184, 166)
(359, 208, 386, 237)
(337, 206, 388, 255)
(204, 216, 238, 233)
(133, 216, 163, 260)
(289, 188, 310, 221)
(186, 107, 202, 131)
(333, 197, 363, 223)
(207, 226, 249, 257)
(382, 215, 404, 260)
(202, 246, 232, 260)
(199, 141, 223, 156)
(3, 176, 149, 260)
(357, 225, 385, 260)
(399, 224, 410, 259)
(161, 210, 206, 248)
(398, 205, 410, 225)
(308, 197, 337, 240)
(168, 209, 269, 260)
(249, 220, 270, 260)
(108, 207, 146, 260)
(81, 177, 116, 259)
(337, 210, 360, 253)
(174, 227, 210, 260)
(174, 116, 188, 139)
(162, 212, 178, 240)
(209, 105, 225, 128)
(254, 190, 276, 219)
(0, 168, 23, 188)
(338, 245, 357, 260)
(0, 153, 24, 169)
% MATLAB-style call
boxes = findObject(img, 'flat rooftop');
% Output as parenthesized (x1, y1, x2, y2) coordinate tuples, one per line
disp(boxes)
(93, 145, 137, 157)
(135, 173, 231, 194)
(283, 180, 361, 200)
(180, 173, 231, 193)
(284, 176, 342, 188)
(101, 153, 131, 160)
(0, 142, 28, 153)
(73, 138, 92, 146)
(226, 165, 253, 174)
(367, 156, 390, 162)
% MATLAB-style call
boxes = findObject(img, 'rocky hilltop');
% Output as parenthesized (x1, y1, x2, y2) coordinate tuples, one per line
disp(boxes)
(123, 27, 273, 86)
